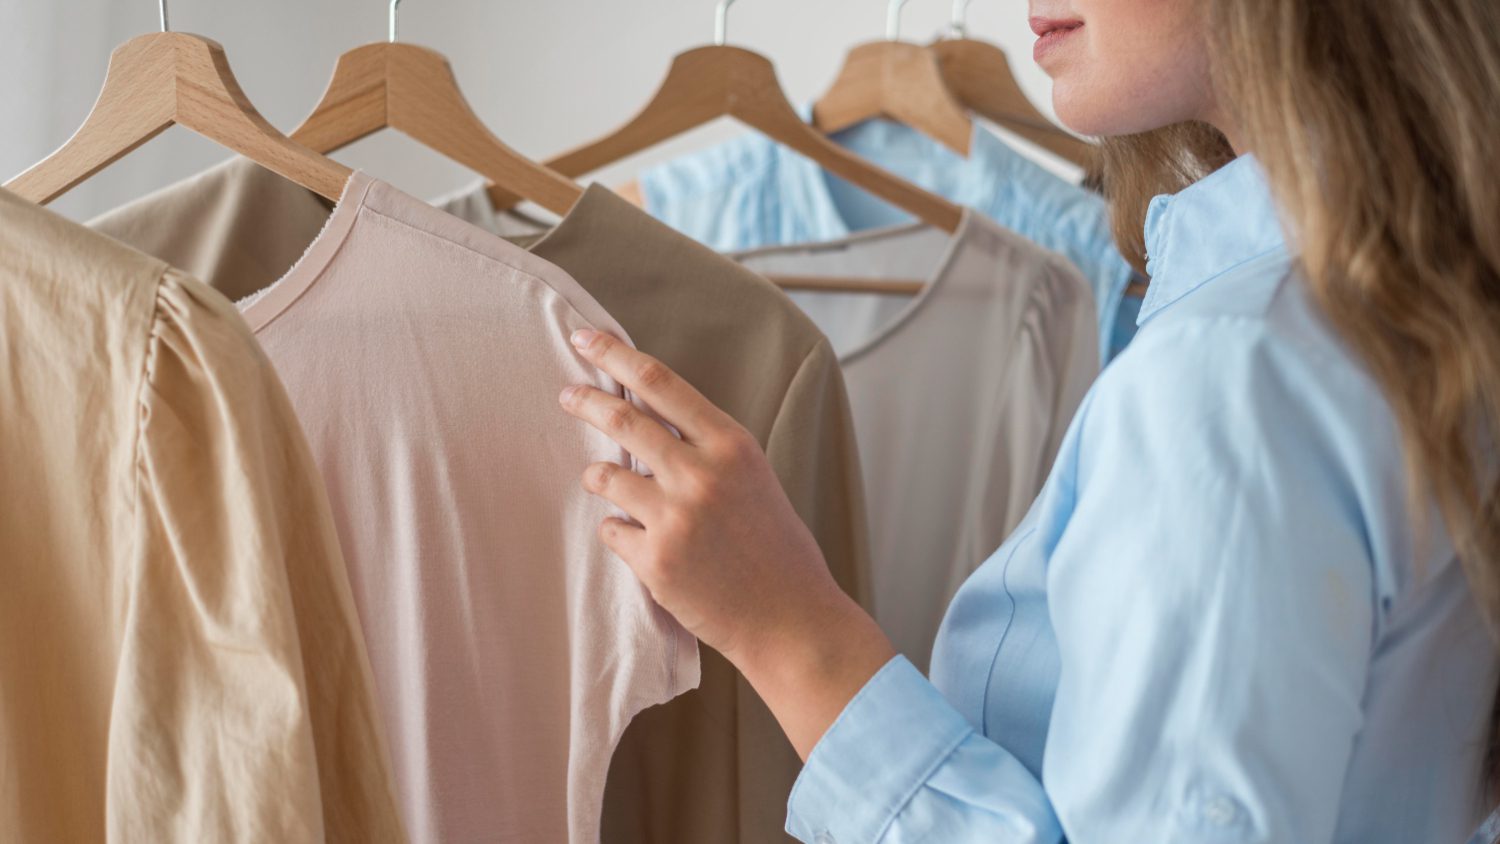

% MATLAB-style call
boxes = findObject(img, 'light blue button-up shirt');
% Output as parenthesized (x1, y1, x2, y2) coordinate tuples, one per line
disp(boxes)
(638, 117, 1138, 365)
(785, 155, 1497, 843)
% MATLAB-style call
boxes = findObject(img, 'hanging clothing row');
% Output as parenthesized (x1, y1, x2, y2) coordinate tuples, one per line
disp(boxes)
(2, 0, 1138, 842)
(606, 0, 1147, 673)
(88, 158, 867, 844)
(470, 0, 1135, 681)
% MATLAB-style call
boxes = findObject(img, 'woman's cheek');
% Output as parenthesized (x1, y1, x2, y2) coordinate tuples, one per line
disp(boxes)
(1046, 0, 1215, 136)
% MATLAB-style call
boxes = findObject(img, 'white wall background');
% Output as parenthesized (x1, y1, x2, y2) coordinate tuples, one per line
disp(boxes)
(0, 0, 1060, 222)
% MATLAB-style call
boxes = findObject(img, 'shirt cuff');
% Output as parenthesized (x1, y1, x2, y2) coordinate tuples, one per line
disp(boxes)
(786, 656, 975, 844)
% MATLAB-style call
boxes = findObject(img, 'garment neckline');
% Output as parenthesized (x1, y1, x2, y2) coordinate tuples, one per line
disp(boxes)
(445, 180, 976, 369)
(478, 174, 980, 368)
(731, 210, 978, 366)
(237, 170, 372, 333)
(519, 183, 605, 258)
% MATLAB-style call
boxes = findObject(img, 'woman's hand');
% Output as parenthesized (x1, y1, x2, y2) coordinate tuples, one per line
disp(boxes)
(559, 328, 895, 758)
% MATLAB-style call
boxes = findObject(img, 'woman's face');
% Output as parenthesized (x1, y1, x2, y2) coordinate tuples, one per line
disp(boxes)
(1029, 0, 1221, 138)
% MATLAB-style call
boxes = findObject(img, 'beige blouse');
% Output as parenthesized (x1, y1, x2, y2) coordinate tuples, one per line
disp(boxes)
(0, 188, 406, 842)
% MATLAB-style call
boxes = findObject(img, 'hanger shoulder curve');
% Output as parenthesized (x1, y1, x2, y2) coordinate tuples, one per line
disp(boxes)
(539, 45, 733, 183)
(7, 32, 350, 205)
(726, 49, 963, 234)
(812, 40, 973, 157)
(495, 46, 960, 234)
(290, 42, 391, 152)
(766, 274, 925, 296)
(384, 46, 584, 215)
(930, 38, 1094, 169)
(176, 36, 352, 201)
(5, 35, 176, 204)
(293, 42, 581, 216)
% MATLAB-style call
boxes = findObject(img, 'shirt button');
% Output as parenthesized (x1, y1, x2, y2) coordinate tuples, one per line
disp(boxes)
(1204, 795, 1239, 826)
(815, 832, 837, 844)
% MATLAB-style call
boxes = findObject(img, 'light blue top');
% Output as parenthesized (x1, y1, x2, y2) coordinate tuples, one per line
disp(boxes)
(638, 118, 1139, 365)
(1471, 806, 1500, 844)
(785, 155, 1497, 844)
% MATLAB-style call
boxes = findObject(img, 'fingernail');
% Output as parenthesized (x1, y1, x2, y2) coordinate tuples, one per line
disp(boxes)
(559, 385, 579, 404)
(571, 329, 597, 350)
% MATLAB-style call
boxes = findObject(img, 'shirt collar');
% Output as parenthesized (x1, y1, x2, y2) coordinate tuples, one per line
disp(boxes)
(1138, 154, 1290, 325)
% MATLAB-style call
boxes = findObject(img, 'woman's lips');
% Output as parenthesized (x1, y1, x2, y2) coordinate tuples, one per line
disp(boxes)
(1030, 17, 1084, 64)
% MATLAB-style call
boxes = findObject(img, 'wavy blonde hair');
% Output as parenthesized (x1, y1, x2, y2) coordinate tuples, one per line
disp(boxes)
(1097, 0, 1500, 798)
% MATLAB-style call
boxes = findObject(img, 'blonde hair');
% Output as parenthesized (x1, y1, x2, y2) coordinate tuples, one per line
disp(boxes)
(1098, 0, 1500, 798)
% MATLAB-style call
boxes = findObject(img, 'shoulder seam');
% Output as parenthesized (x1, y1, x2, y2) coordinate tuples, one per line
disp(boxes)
(356, 204, 630, 347)
(131, 265, 173, 560)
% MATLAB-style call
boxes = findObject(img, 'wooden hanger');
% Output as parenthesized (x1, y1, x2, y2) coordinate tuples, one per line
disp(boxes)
(291, 0, 582, 216)
(930, 0, 1093, 168)
(490, 2, 953, 297)
(490, 0, 961, 246)
(6, 21, 351, 205)
(811, 0, 974, 157)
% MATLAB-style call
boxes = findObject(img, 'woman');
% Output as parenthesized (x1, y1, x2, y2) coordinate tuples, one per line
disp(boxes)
(558, 0, 1500, 840)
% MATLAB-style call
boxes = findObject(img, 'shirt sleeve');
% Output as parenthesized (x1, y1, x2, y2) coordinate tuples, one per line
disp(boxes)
(787, 656, 1064, 844)
(787, 318, 1377, 844)
(109, 269, 406, 842)
(740, 340, 875, 838)
(769, 339, 872, 607)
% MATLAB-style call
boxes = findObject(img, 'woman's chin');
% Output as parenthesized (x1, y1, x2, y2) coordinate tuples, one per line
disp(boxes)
(1049, 91, 1118, 138)
(1052, 86, 1177, 139)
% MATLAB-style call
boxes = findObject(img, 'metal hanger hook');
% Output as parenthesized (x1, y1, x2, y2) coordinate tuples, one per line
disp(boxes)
(389, 0, 403, 43)
(885, 0, 910, 40)
(159, 0, 169, 32)
(950, 0, 972, 37)
(714, 0, 738, 47)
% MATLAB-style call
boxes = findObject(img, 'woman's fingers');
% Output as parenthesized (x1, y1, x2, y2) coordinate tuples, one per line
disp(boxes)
(570, 329, 724, 441)
(581, 460, 664, 523)
(597, 517, 650, 571)
(561, 384, 682, 471)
